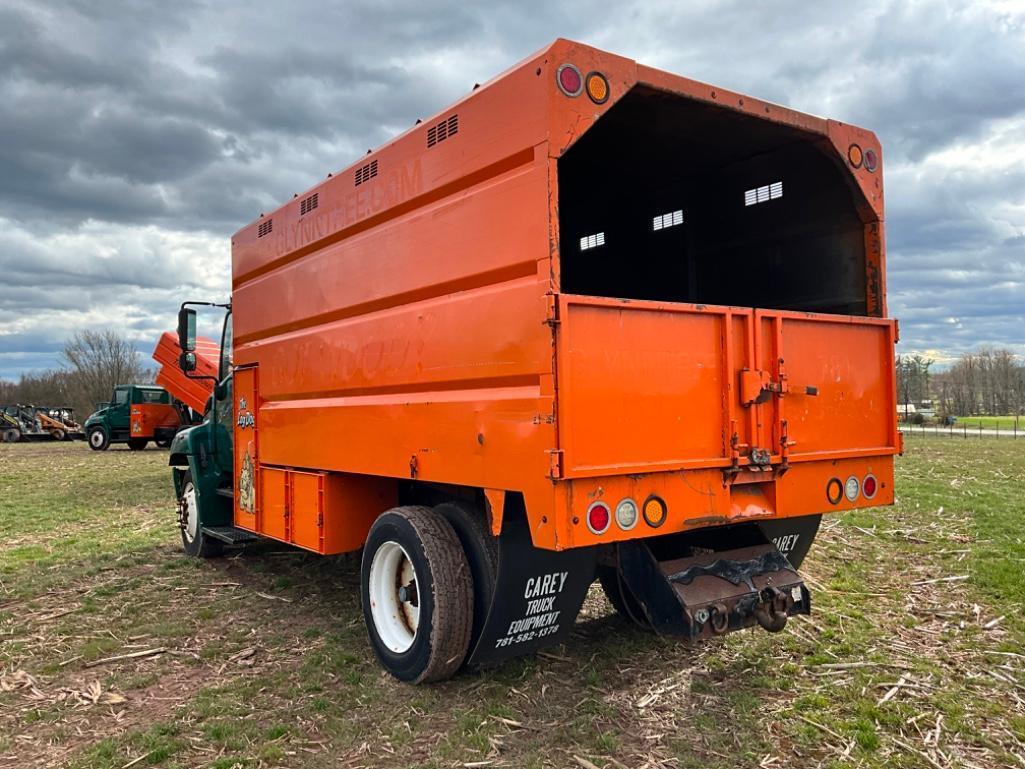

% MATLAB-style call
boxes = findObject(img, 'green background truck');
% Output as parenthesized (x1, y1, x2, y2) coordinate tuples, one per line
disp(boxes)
(84, 385, 188, 451)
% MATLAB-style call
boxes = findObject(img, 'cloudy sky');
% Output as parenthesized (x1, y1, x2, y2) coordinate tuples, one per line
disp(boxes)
(1, 0, 1023, 379)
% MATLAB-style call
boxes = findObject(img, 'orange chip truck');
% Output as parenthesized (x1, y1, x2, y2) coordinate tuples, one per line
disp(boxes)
(171, 39, 898, 683)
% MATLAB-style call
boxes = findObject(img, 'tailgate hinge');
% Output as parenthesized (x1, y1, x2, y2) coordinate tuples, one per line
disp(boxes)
(547, 448, 564, 479)
(545, 294, 560, 327)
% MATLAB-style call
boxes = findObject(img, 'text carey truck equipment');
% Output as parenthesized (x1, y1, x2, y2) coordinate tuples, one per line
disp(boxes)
(170, 39, 899, 683)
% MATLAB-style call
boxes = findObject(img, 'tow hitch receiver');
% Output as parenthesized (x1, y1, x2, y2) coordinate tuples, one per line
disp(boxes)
(618, 541, 810, 641)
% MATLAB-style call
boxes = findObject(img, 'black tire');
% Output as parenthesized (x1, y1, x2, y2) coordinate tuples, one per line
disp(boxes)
(127, 438, 148, 451)
(361, 505, 473, 684)
(434, 501, 498, 655)
(597, 564, 653, 631)
(2, 428, 19, 443)
(87, 426, 110, 451)
(51, 428, 66, 441)
(155, 437, 173, 449)
(178, 471, 223, 558)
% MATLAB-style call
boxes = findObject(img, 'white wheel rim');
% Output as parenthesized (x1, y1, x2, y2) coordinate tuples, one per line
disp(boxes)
(182, 482, 199, 543)
(369, 541, 420, 653)
(89, 430, 104, 448)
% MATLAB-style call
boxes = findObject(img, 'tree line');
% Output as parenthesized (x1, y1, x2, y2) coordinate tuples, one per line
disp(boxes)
(0, 331, 150, 421)
(897, 347, 1025, 417)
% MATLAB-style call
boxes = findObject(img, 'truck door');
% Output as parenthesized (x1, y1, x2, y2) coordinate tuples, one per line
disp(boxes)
(109, 387, 131, 434)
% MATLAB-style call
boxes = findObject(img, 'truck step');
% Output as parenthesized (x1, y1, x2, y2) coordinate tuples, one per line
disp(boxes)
(618, 541, 810, 641)
(202, 526, 260, 545)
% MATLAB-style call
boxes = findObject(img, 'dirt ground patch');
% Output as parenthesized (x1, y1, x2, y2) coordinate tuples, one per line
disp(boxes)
(2, 439, 1024, 768)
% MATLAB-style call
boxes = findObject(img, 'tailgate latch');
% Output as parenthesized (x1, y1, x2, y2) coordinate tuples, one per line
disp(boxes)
(740, 368, 817, 406)
(739, 369, 785, 406)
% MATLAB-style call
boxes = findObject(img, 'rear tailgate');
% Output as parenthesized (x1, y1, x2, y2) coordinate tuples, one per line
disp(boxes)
(554, 294, 898, 478)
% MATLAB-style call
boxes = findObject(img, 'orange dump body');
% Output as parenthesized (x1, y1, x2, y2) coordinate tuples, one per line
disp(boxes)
(130, 402, 181, 438)
(229, 39, 898, 554)
(152, 332, 219, 413)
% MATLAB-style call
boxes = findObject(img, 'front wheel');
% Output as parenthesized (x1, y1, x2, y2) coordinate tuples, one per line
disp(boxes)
(2, 428, 19, 443)
(361, 505, 473, 684)
(178, 472, 223, 558)
(127, 438, 148, 451)
(155, 437, 173, 449)
(87, 426, 110, 451)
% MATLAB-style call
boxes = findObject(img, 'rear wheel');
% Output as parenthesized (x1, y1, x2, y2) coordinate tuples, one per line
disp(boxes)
(155, 437, 173, 448)
(597, 564, 653, 631)
(87, 426, 110, 451)
(51, 428, 66, 441)
(127, 438, 148, 451)
(178, 472, 223, 558)
(361, 505, 473, 684)
(2, 428, 19, 443)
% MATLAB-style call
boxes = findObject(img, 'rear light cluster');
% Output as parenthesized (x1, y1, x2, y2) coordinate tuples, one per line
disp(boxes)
(556, 62, 610, 104)
(827, 474, 879, 504)
(848, 143, 879, 172)
(586, 494, 667, 536)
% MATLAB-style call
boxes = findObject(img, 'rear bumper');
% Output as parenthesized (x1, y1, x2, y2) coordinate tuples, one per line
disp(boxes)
(552, 454, 893, 549)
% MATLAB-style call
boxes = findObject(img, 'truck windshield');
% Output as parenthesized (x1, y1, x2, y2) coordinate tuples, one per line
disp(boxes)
(558, 86, 868, 316)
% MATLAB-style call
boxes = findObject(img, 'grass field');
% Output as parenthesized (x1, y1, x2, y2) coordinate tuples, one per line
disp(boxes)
(2, 438, 1024, 768)
(955, 416, 1024, 431)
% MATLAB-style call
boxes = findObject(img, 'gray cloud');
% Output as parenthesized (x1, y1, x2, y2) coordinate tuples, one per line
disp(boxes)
(0, 0, 1023, 378)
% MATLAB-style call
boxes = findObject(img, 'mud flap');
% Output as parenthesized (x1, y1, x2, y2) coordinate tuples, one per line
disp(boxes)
(619, 540, 810, 641)
(467, 511, 597, 666)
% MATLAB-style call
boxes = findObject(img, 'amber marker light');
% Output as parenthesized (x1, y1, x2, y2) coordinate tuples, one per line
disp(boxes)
(848, 144, 863, 168)
(585, 71, 610, 104)
(642, 495, 667, 528)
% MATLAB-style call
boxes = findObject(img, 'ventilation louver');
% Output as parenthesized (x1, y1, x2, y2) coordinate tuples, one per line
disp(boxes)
(427, 114, 459, 147)
(354, 159, 378, 187)
(299, 193, 319, 216)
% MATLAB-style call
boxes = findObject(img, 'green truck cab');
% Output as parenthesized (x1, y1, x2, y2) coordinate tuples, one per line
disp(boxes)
(85, 385, 179, 451)
(168, 308, 240, 557)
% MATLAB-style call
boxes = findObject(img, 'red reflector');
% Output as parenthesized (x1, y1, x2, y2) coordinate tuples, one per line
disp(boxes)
(863, 474, 878, 499)
(864, 148, 878, 172)
(557, 63, 583, 97)
(586, 501, 610, 534)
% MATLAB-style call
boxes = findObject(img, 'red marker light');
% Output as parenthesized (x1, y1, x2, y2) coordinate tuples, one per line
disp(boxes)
(864, 148, 878, 172)
(863, 474, 878, 499)
(586, 501, 611, 534)
(557, 64, 583, 97)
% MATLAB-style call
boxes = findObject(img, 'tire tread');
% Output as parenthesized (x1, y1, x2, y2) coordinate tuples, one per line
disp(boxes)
(392, 505, 473, 683)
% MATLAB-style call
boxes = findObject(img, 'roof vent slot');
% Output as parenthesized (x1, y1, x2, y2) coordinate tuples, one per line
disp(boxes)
(299, 192, 319, 216)
(744, 181, 783, 207)
(354, 159, 378, 187)
(427, 114, 459, 148)
(258, 219, 273, 238)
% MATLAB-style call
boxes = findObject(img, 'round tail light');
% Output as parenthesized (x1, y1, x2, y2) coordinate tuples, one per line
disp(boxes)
(862, 474, 878, 500)
(642, 495, 667, 528)
(556, 64, 583, 97)
(864, 148, 878, 172)
(826, 478, 843, 505)
(615, 498, 638, 530)
(585, 71, 609, 104)
(844, 476, 860, 502)
(586, 501, 611, 534)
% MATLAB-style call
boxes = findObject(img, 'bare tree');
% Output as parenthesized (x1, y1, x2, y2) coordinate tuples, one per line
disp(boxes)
(60, 331, 146, 412)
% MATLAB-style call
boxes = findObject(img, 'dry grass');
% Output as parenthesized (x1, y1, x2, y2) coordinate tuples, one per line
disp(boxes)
(1, 438, 1024, 768)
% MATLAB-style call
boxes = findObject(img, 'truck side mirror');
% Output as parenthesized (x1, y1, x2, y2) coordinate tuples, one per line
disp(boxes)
(179, 352, 197, 373)
(177, 308, 197, 353)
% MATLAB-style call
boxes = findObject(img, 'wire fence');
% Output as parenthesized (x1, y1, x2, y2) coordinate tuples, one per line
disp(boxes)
(901, 419, 1023, 439)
